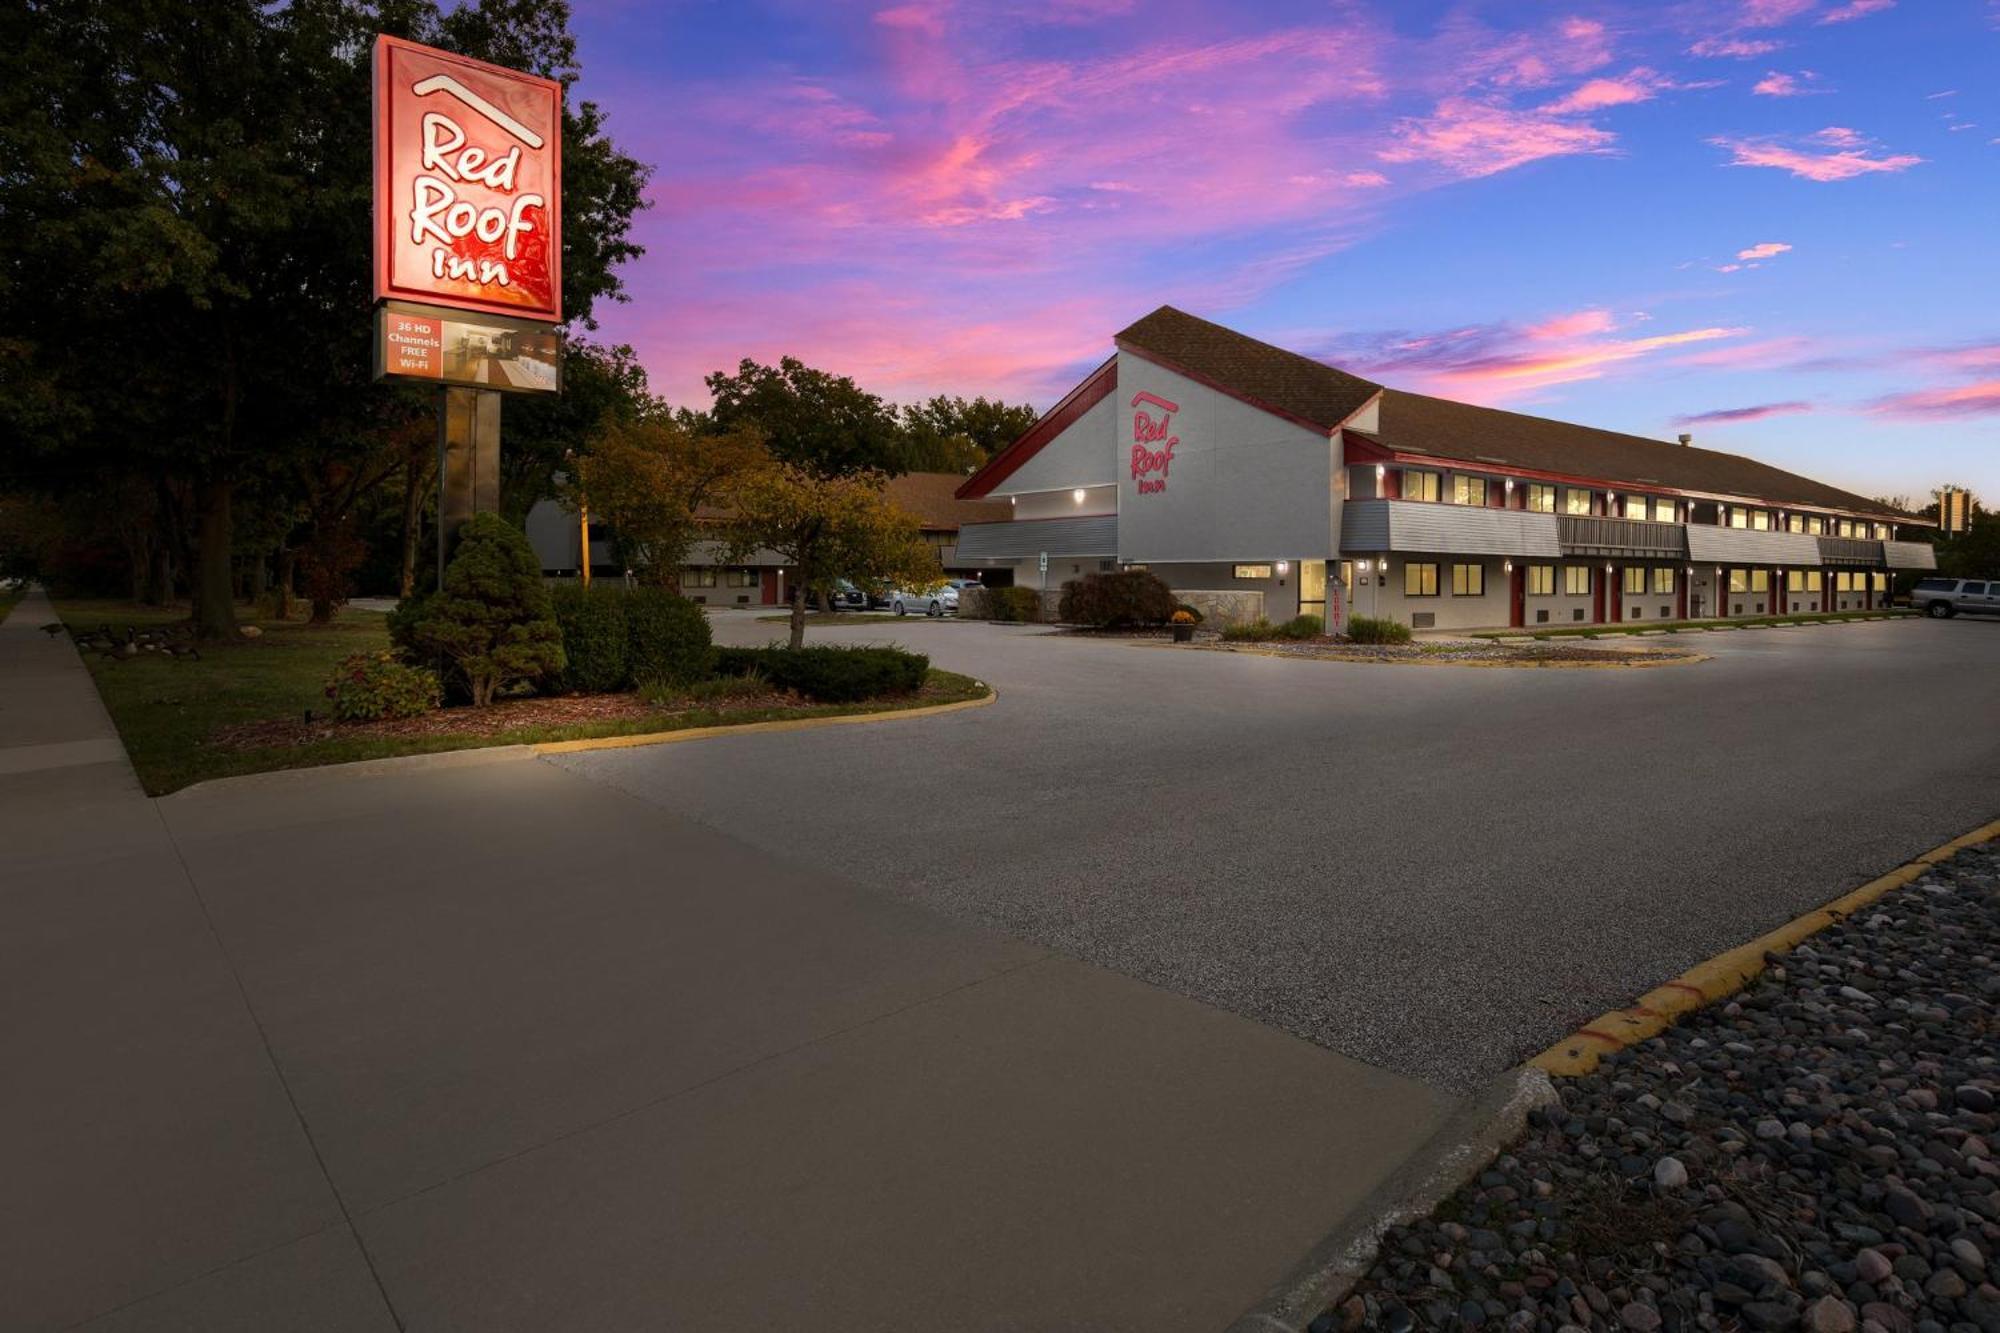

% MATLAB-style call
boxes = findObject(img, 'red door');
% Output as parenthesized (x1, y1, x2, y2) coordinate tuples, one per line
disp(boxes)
(1510, 565, 1525, 627)
(1593, 571, 1606, 624)
(759, 569, 779, 605)
(1677, 575, 1688, 621)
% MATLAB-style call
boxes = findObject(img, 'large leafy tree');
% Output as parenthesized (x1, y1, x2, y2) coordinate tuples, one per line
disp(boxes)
(723, 466, 942, 650)
(705, 357, 908, 479)
(564, 416, 770, 588)
(899, 395, 1039, 473)
(0, 0, 649, 637)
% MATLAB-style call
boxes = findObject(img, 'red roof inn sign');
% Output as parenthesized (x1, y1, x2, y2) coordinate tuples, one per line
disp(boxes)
(373, 34, 561, 323)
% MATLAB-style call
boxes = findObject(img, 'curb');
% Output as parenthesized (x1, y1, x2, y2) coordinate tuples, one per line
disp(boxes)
(1531, 814, 2000, 1076)
(1159, 643, 1710, 671)
(164, 743, 538, 800)
(1225, 1066, 1560, 1333)
(531, 688, 996, 755)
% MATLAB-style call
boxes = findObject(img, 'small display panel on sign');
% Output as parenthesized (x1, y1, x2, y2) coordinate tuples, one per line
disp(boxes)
(373, 35, 563, 323)
(375, 302, 561, 394)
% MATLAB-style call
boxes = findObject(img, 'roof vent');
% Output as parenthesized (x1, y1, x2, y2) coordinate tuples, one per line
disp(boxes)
(1677, 433, 1692, 447)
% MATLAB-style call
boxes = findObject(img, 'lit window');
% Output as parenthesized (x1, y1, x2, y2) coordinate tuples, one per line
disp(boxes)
(1807, 516, 1824, 535)
(1728, 507, 1748, 529)
(1654, 498, 1677, 523)
(1526, 484, 1557, 513)
(1405, 562, 1439, 597)
(1233, 564, 1273, 580)
(1622, 567, 1645, 595)
(1875, 524, 1890, 540)
(1653, 568, 1676, 594)
(1564, 488, 1593, 515)
(1452, 475, 1488, 506)
(1751, 509, 1770, 531)
(1564, 565, 1591, 595)
(1805, 571, 1823, 592)
(1786, 570, 1805, 593)
(1403, 470, 1441, 502)
(1451, 563, 1485, 596)
(1750, 570, 1770, 593)
(1527, 565, 1554, 595)
(1728, 569, 1749, 593)
(1872, 572, 1887, 591)
(1786, 514, 1804, 533)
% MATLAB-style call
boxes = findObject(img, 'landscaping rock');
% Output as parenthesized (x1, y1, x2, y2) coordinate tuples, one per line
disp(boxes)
(1328, 840, 2000, 1333)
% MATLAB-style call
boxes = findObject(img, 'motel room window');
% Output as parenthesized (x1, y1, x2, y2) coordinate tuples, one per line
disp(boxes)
(1563, 565, 1591, 595)
(1807, 516, 1825, 535)
(1726, 507, 1748, 529)
(1749, 570, 1770, 592)
(1451, 563, 1485, 596)
(1653, 568, 1676, 594)
(1872, 572, 1887, 591)
(1835, 572, 1853, 592)
(724, 569, 755, 588)
(1837, 519, 1855, 537)
(1806, 571, 1823, 592)
(1406, 562, 1440, 597)
(1622, 567, 1645, 595)
(1728, 569, 1749, 593)
(1403, 469, 1441, 502)
(685, 568, 718, 588)
(1786, 514, 1805, 533)
(1750, 509, 1770, 531)
(1452, 475, 1488, 506)
(1526, 484, 1557, 513)
(1786, 570, 1805, 593)
(1233, 564, 1273, 580)
(1564, 488, 1593, 515)
(1624, 495, 1649, 520)
(1655, 498, 1678, 523)
(1875, 523, 1891, 540)
(1527, 565, 1555, 595)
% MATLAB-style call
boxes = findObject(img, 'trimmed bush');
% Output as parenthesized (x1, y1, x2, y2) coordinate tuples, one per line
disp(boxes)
(714, 644, 929, 703)
(1058, 570, 1176, 627)
(624, 586, 714, 688)
(389, 515, 564, 706)
(987, 586, 1042, 623)
(1345, 615, 1412, 644)
(1219, 614, 1325, 643)
(1281, 614, 1323, 640)
(549, 583, 630, 694)
(1221, 618, 1274, 642)
(323, 651, 441, 721)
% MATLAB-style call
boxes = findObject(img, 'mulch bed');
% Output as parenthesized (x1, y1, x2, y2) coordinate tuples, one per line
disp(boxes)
(1187, 639, 1700, 666)
(211, 687, 800, 750)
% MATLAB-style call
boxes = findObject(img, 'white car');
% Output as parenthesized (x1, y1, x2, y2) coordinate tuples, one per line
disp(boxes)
(891, 585, 958, 617)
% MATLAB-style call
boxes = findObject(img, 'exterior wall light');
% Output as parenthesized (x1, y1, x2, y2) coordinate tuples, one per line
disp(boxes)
(1504, 478, 1514, 492)
(1375, 464, 1385, 479)
(1009, 495, 1016, 506)
(1357, 559, 1371, 573)
(1275, 560, 1291, 576)
(1503, 559, 1513, 573)
(1072, 488, 1086, 504)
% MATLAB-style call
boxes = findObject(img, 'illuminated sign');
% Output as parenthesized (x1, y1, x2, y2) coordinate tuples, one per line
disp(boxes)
(374, 302, 561, 394)
(373, 35, 562, 322)
(1130, 391, 1178, 495)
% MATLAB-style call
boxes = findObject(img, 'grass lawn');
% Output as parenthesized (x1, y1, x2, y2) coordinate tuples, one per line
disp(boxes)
(1470, 609, 1915, 640)
(53, 598, 988, 795)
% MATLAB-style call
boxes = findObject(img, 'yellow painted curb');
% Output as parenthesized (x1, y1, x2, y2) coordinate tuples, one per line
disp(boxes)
(530, 687, 996, 755)
(1532, 815, 2000, 1076)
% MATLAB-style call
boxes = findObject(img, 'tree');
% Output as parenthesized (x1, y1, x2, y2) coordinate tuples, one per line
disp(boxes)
(564, 416, 769, 587)
(899, 395, 1039, 473)
(705, 358, 907, 479)
(502, 339, 658, 527)
(392, 514, 564, 706)
(723, 467, 943, 649)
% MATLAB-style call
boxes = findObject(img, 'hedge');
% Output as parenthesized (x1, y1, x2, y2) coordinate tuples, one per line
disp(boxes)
(549, 583, 713, 693)
(1345, 615, 1412, 644)
(987, 586, 1042, 622)
(1058, 570, 1176, 627)
(714, 644, 929, 702)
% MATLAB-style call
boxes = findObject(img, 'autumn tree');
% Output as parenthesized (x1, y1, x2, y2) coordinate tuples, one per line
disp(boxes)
(723, 467, 942, 649)
(565, 417, 770, 587)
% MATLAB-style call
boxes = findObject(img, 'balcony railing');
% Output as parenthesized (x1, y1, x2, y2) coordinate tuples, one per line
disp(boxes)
(1557, 515, 1688, 558)
(1816, 536, 1885, 567)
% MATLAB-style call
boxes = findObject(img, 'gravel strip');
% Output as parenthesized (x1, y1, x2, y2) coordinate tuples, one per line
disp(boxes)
(1323, 841, 2000, 1333)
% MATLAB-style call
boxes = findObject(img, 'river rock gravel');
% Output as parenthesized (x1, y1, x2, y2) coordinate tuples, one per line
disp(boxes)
(1321, 840, 2000, 1333)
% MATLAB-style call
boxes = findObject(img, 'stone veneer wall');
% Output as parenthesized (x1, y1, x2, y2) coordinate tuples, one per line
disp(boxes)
(1173, 589, 1266, 628)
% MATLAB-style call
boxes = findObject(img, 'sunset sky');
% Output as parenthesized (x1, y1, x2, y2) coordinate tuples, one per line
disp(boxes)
(569, 0, 1999, 505)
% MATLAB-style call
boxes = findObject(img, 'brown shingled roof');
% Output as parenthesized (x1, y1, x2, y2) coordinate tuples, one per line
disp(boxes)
(1115, 306, 1381, 433)
(884, 471, 1010, 530)
(1367, 389, 1910, 520)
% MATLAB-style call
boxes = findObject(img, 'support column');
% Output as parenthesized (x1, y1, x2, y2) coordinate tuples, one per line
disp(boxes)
(437, 386, 502, 589)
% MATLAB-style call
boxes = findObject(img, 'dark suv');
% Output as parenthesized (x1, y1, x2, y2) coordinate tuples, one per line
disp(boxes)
(1913, 577, 2000, 618)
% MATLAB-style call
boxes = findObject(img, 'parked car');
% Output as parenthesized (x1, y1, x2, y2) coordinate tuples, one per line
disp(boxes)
(1913, 576, 2000, 619)
(824, 580, 868, 612)
(891, 584, 959, 617)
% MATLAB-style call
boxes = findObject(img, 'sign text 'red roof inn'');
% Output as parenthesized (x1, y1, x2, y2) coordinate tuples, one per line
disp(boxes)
(373, 34, 562, 323)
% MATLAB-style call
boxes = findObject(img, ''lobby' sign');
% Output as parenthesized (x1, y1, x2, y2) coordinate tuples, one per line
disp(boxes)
(1130, 391, 1178, 495)
(373, 35, 562, 323)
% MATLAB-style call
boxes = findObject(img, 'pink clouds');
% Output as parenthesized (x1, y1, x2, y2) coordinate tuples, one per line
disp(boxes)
(1738, 0, 1817, 25)
(1314, 310, 1747, 403)
(1674, 401, 1813, 424)
(1868, 380, 2000, 418)
(1819, 0, 1895, 21)
(1690, 37, 1783, 57)
(1753, 69, 1823, 96)
(1711, 128, 1922, 179)
(1541, 69, 1672, 114)
(1738, 241, 1792, 260)
(1380, 99, 1616, 178)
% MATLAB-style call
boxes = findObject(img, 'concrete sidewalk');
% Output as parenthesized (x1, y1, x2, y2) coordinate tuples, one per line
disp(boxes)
(2, 589, 1451, 1331)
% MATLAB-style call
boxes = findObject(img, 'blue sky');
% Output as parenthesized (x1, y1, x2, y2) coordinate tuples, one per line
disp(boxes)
(568, 0, 2000, 506)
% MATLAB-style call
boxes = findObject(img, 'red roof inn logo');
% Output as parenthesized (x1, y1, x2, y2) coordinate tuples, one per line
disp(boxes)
(373, 35, 562, 322)
(1130, 391, 1178, 495)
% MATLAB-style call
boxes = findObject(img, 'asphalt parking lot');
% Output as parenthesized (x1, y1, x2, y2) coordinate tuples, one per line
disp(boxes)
(561, 613, 2000, 1090)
